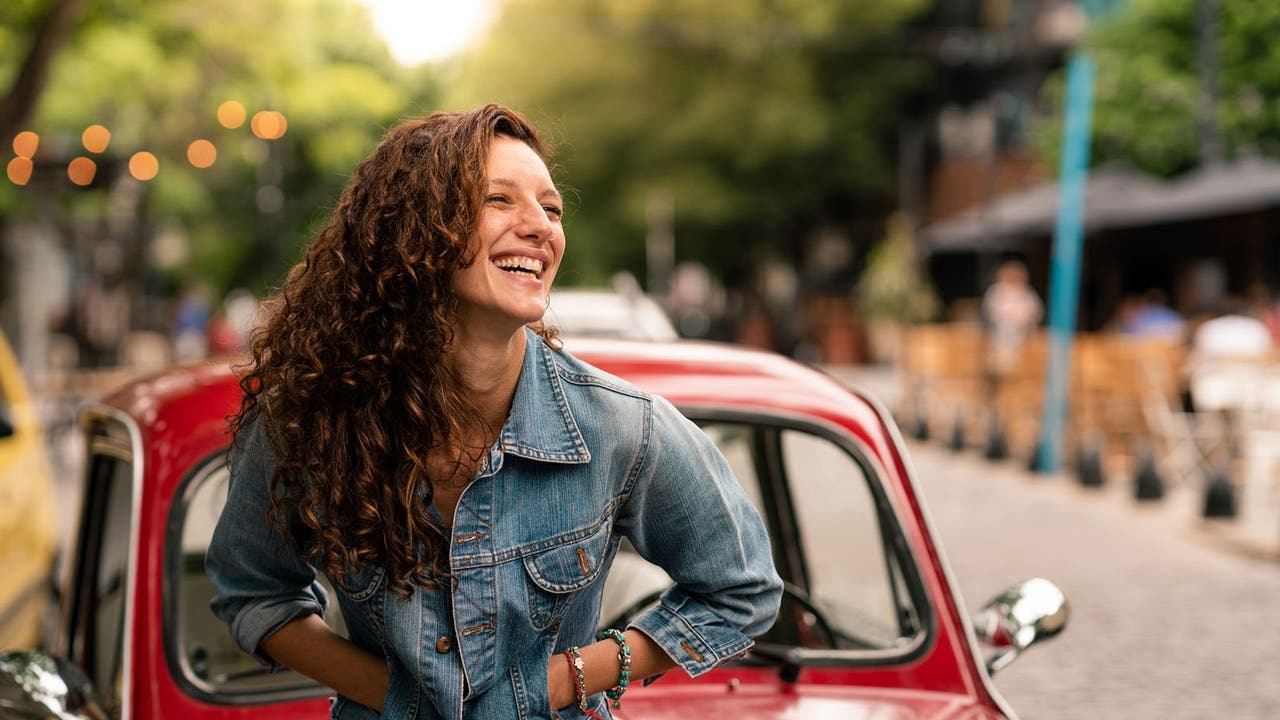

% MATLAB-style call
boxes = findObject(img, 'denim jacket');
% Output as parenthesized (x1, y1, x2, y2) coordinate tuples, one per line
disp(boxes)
(207, 330, 782, 719)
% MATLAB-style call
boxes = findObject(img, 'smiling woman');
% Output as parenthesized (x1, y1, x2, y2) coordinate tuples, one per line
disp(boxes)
(204, 104, 782, 720)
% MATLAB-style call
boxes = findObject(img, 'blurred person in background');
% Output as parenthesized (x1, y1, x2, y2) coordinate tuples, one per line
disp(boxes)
(172, 283, 211, 363)
(1192, 297, 1273, 363)
(1120, 289, 1186, 341)
(981, 259, 1042, 380)
(204, 105, 780, 719)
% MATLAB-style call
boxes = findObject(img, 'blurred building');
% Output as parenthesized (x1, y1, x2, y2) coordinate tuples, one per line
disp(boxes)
(897, 0, 1082, 308)
(909, 0, 1280, 330)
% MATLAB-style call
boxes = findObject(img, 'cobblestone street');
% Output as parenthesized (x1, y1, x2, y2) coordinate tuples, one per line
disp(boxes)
(907, 439, 1280, 720)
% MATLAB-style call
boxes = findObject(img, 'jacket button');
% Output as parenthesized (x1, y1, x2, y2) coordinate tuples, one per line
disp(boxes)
(436, 636, 453, 654)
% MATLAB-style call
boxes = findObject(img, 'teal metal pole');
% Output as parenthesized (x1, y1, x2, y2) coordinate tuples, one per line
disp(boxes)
(1036, 52, 1096, 473)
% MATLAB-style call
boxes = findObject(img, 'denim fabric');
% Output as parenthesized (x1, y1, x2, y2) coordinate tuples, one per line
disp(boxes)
(207, 329, 782, 719)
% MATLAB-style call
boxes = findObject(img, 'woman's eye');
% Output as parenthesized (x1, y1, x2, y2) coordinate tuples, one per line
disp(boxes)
(486, 194, 512, 204)
(544, 206, 563, 219)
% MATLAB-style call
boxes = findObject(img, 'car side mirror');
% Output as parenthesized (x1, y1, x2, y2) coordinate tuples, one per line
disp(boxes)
(972, 577, 1069, 674)
(0, 650, 110, 719)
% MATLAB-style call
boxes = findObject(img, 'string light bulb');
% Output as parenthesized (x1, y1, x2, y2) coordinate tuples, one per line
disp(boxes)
(187, 139, 217, 168)
(12, 131, 38, 159)
(250, 110, 287, 140)
(7, 157, 33, 186)
(68, 157, 97, 186)
(129, 151, 159, 181)
(82, 125, 110, 153)
(218, 100, 246, 129)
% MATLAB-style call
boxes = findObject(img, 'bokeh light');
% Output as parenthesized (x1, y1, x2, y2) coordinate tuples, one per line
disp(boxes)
(82, 125, 111, 153)
(187, 139, 217, 168)
(250, 110, 287, 140)
(129, 151, 159, 181)
(67, 157, 97, 186)
(7, 157, 33, 186)
(12, 131, 39, 159)
(218, 100, 246, 129)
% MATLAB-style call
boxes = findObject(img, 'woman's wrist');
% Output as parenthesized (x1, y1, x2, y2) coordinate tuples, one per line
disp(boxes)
(547, 653, 575, 710)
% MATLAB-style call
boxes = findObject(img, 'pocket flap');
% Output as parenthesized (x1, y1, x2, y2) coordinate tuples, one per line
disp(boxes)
(522, 521, 611, 593)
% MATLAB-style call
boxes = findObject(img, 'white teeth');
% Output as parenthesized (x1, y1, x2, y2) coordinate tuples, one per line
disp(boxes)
(493, 256, 544, 274)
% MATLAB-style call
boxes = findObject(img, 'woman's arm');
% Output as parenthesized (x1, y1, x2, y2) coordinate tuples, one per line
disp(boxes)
(261, 615, 390, 712)
(610, 396, 783, 677)
(546, 629, 674, 710)
(208, 419, 387, 708)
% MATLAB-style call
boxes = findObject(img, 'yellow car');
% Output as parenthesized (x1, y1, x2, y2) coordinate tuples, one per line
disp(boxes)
(0, 329, 56, 650)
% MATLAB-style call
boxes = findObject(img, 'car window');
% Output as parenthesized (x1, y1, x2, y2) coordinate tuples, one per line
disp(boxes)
(170, 459, 346, 699)
(599, 419, 924, 655)
(780, 428, 921, 649)
(66, 425, 134, 717)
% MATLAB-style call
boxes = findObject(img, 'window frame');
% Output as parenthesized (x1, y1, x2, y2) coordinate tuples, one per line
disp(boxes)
(64, 408, 142, 718)
(162, 450, 334, 706)
(680, 405, 936, 667)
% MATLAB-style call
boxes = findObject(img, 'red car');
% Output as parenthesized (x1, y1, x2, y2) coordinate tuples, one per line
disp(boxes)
(0, 338, 1066, 719)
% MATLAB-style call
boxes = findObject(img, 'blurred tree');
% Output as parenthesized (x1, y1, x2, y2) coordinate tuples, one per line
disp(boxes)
(1, 0, 431, 300)
(0, 0, 90, 145)
(1035, 0, 1280, 177)
(447, 0, 929, 288)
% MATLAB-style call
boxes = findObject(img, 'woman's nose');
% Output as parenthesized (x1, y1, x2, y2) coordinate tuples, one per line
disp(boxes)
(517, 202, 555, 240)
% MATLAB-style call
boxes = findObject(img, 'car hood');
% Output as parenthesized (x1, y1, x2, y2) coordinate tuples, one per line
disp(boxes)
(617, 684, 1002, 720)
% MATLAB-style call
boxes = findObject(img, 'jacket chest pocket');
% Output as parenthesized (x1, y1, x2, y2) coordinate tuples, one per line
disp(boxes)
(521, 521, 612, 630)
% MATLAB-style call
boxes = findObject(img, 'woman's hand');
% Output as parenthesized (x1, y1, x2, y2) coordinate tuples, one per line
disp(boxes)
(261, 614, 390, 712)
(547, 652, 576, 710)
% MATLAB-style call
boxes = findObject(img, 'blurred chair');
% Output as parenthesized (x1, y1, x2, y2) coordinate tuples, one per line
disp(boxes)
(1140, 348, 1225, 488)
(1200, 358, 1280, 538)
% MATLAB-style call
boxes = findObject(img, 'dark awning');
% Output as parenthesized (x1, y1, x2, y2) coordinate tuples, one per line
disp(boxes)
(920, 159, 1280, 251)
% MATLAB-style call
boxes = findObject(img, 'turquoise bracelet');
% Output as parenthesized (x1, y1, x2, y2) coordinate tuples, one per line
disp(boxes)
(597, 628, 632, 709)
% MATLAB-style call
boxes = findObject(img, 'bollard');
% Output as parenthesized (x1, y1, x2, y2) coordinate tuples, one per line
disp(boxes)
(983, 413, 1009, 461)
(910, 395, 931, 441)
(948, 410, 966, 452)
(1027, 436, 1047, 473)
(1076, 442, 1104, 487)
(1202, 465, 1237, 518)
(912, 415, 930, 442)
(1132, 446, 1165, 501)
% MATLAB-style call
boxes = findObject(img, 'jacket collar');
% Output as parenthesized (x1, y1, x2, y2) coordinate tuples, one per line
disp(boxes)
(499, 328, 591, 464)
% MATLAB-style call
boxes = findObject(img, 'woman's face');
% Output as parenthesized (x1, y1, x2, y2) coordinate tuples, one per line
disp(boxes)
(452, 136, 565, 335)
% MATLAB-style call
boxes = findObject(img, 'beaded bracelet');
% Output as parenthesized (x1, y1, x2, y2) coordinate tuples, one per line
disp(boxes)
(561, 647, 605, 720)
(597, 628, 632, 709)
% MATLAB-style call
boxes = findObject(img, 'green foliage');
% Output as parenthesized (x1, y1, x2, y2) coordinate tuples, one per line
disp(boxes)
(447, 0, 928, 287)
(856, 213, 939, 322)
(1035, 0, 1280, 177)
(1, 0, 429, 295)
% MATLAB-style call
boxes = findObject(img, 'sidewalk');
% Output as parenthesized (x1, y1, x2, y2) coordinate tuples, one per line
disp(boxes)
(820, 362, 1280, 563)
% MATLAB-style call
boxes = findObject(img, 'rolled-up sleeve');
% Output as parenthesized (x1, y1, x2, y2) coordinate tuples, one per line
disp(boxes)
(206, 419, 327, 669)
(618, 396, 782, 677)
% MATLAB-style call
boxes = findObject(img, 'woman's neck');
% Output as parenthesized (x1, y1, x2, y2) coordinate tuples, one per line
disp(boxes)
(446, 326, 527, 434)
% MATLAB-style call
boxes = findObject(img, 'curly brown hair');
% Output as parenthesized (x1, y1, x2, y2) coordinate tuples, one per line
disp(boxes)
(230, 105, 548, 597)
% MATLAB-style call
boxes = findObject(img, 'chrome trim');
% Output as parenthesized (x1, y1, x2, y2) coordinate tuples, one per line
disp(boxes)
(88, 437, 132, 463)
(80, 404, 143, 720)
(838, 381, 1021, 720)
